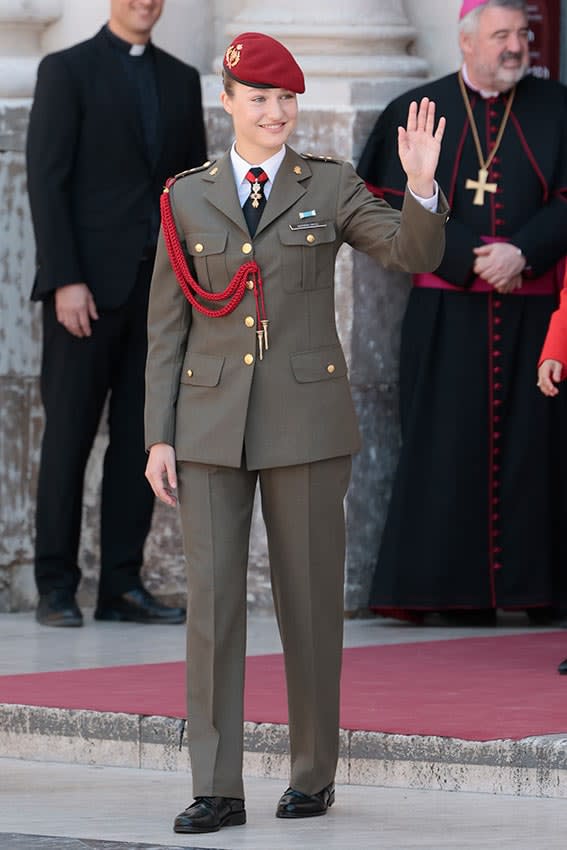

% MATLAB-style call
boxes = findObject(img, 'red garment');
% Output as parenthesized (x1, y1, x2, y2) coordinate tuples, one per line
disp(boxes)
(539, 266, 567, 373)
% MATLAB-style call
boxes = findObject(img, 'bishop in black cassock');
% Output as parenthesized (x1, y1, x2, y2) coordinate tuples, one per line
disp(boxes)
(357, 68, 567, 622)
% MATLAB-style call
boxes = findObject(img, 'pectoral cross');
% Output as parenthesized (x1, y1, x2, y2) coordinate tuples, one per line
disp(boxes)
(465, 168, 497, 206)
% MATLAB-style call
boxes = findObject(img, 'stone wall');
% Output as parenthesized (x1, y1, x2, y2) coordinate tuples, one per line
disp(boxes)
(0, 102, 41, 610)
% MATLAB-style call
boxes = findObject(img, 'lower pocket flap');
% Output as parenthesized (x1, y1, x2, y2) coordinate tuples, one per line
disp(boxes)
(181, 352, 225, 387)
(290, 347, 347, 383)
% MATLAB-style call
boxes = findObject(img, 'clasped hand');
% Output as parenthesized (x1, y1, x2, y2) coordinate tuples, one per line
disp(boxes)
(473, 242, 526, 293)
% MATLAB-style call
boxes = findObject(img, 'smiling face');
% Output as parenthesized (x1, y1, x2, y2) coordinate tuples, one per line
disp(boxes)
(221, 80, 298, 164)
(108, 0, 163, 44)
(460, 5, 530, 92)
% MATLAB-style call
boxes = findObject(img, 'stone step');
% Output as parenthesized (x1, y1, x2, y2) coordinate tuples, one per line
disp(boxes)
(2, 703, 566, 799)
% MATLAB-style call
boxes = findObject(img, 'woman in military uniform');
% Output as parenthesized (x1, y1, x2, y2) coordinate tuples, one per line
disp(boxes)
(144, 31, 448, 835)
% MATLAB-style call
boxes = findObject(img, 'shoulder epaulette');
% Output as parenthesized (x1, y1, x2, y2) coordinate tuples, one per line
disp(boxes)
(300, 152, 342, 164)
(164, 161, 217, 193)
(173, 160, 216, 181)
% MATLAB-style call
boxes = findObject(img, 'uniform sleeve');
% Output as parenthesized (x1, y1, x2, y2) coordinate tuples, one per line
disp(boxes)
(339, 161, 448, 274)
(26, 54, 85, 297)
(145, 187, 193, 450)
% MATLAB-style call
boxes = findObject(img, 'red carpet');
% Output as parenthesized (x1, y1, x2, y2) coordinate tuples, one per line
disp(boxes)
(1, 633, 567, 740)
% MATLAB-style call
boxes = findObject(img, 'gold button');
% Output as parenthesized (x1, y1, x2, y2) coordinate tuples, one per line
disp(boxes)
(186, 369, 193, 377)
(245, 279, 254, 290)
(194, 243, 204, 253)
(327, 364, 336, 374)
(242, 242, 253, 254)
(306, 234, 316, 244)
(244, 316, 255, 328)
(244, 353, 254, 366)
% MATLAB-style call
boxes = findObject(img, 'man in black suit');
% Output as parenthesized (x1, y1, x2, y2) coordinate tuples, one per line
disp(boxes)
(26, 0, 207, 627)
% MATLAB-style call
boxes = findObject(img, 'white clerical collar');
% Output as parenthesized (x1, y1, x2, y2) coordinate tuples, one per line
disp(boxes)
(129, 43, 146, 56)
(230, 144, 287, 190)
(461, 64, 500, 99)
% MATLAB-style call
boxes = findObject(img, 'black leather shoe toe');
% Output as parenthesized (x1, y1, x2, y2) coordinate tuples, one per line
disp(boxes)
(558, 658, 567, 674)
(94, 587, 185, 624)
(173, 796, 246, 834)
(36, 590, 83, 627)
(276, 782, 335, 818)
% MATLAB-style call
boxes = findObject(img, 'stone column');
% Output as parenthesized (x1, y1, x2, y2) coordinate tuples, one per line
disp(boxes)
(0, 1, 62, 610)
(205, 0, 429, 613)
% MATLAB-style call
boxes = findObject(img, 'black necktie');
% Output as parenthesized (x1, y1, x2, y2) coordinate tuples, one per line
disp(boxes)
(243, 168, 268, 236)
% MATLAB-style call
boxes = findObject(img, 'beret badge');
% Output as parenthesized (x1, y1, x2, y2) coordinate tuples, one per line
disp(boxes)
(225, 43, 243, 69)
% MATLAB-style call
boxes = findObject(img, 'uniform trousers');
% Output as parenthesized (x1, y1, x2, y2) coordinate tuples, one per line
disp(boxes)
(176, 454, 352, 799)
(34, 257, 155, 601)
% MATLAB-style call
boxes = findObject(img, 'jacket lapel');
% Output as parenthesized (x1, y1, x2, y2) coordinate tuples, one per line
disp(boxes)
(201, 152, 249, 233)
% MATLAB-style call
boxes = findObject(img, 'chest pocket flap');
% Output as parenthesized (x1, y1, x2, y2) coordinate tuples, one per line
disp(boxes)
(181, 352, 225, 387)
(185, 233, 228, 257)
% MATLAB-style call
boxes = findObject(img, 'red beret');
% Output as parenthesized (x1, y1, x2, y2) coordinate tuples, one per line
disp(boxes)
(223, 32, 305, 94)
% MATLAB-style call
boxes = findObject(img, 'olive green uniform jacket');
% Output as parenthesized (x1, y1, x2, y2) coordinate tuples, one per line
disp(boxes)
(145, 145, 448, 468)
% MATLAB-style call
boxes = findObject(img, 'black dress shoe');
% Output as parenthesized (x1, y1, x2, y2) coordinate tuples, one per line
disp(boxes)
(173, 796, 246, 833)
(558, 658, 567, 674)
(36, 590, 83, 627)
(276, 782, 335, 818)
(94, 587, 185, 624)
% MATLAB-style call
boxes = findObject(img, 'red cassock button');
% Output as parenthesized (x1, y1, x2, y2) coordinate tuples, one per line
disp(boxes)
(494, 432, 501, 440)
(494, 416, 501, 423)
(494, 381, 502, 388)
(494, 562, 503, 570)
(493, 350, 501, 358)
(494, 399, 503, 407)
(494, 365, 502, 373)
(494, 301, 502, 308)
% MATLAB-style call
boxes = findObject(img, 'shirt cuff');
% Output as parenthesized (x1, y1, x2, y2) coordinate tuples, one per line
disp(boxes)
(408, 181, 439, 212)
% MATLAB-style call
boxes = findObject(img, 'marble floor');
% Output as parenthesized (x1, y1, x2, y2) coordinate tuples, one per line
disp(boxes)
(1, 758, 567, 850)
